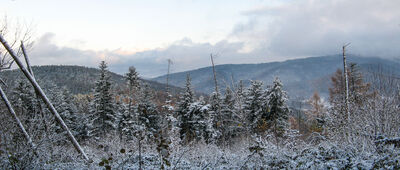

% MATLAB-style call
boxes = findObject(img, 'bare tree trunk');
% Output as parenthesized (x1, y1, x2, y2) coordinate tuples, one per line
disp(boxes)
(0, 35, 89, 161)
(342, 44, 350, 123)
(210, 54, 219, 95)
(166, 59, 172, 94)
(21, 42, 49, 135)
(138, 134, 143, 170)
(0, 82, 35, 149)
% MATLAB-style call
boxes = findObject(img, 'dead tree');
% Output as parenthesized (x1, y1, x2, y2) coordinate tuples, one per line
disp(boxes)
(20, 42, 49, 135)
(0, 34, 89, 161)
(166, 59, 172, 94)
(210, 53, 219, 96)
(342, 43, 350, 123)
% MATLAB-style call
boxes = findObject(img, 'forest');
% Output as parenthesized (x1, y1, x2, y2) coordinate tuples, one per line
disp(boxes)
(0, 11, 400, 170)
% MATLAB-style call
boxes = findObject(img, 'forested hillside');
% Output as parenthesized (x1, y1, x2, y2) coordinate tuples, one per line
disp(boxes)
(0, 58, 399, 169)
(153, 55, 400, 98)
(0, 65, 182, 95)
(1, 1, 400, 168)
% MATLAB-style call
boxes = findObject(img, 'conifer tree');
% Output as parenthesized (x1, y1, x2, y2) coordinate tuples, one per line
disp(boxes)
(12, 79, 36, 120)
(191, 97, 208, 142)
(220, 86, 243, 143)
(89, 61, 116, 137)
(205, 91, 221, 143)
(118, 66, 141, 140)
(176, 74, 196, 143)
(266, 77, 290, 137)
(243, 80, 268, 134)
(53, 88, 80, 136)
(137, 83, 160, 140)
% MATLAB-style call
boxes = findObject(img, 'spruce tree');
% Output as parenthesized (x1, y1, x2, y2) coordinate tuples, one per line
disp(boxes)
(220, 86, 243, 144)
(89, 61, 116, 137)
(190, 97, 208, 142)
(54, 88, 80, 136)
(266, 77, 289, 137)
(118, 66, 141, 140)
(12, 79, 36, 120)
(137, 83, 160, 140)
(206, 91, 221, 143)
(243, 80, 268, 134)
(176, 74, 196, 143)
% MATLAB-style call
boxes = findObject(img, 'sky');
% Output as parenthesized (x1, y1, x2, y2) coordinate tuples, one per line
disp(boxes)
(1, 0, 400, 77)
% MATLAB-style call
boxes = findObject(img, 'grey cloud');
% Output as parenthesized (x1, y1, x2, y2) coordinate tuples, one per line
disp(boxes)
(233, 0, 400, 58)
(29, 0, 400, 77)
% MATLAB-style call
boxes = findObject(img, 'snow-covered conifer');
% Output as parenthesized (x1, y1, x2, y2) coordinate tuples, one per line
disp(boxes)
(220, 86, 243, 144)
(243, 80, 268, 134)
(266, 77, 290, 137)
(137, 83, 160, 140)
(89, 61, 116, 137)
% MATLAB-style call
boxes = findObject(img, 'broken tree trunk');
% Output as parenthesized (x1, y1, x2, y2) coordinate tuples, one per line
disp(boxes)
(210, 54, 219, 95)
(0, 34, 89, 161)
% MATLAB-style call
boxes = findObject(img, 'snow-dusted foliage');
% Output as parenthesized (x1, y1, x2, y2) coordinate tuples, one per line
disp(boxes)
(219, 86, 244, 144)
(1, 61, 399, 169)
(88, 61, 117, 137)
(176, 74, 196, 143)
(265, 77, 290, 137)
(243, 80, 268, 134)
(205, 91, 221, 143)
(136, 83, 161, 140)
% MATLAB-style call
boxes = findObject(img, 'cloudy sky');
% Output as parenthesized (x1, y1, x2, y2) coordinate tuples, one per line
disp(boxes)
(1, 0, 399, 77)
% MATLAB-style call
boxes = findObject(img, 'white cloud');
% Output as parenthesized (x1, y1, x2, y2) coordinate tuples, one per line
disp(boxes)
(27, 0, 400, 77)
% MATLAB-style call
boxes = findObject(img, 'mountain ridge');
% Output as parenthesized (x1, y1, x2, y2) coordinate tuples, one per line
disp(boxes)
(0, 65, 183, 95)
(152, 55, 400, 99)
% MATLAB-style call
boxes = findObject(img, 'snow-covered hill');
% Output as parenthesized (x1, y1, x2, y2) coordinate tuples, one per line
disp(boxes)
(152, 55, 400, 99)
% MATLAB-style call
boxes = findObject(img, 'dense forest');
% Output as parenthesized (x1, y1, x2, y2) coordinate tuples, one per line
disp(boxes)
(0, 57, 399, 168)
(0, 4, 399, 168)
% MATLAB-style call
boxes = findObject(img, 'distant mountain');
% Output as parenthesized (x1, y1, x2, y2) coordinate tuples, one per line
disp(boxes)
(0, 65, 182, 95)
(152, 55, 400, 99)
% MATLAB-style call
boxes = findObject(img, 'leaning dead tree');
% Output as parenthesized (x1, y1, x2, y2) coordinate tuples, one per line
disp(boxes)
(21, 41, 49, 135)
(0, 34, 89, 161)
(0, 19, 36, 151)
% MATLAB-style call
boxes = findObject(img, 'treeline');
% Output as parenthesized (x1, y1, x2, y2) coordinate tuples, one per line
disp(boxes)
(1, 60, 399, 169)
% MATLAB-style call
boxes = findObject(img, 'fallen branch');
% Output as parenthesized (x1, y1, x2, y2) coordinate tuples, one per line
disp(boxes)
(0, 34, 89, 161)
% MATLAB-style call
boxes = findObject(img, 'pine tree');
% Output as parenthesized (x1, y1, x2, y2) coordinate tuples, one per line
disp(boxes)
(89, 61, 116, 137)
(243, 80, 268, 134)
(266, 77, 290, 137)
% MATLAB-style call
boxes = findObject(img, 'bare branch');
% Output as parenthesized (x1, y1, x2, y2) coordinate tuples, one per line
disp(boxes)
(0, 34, 90, 161)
